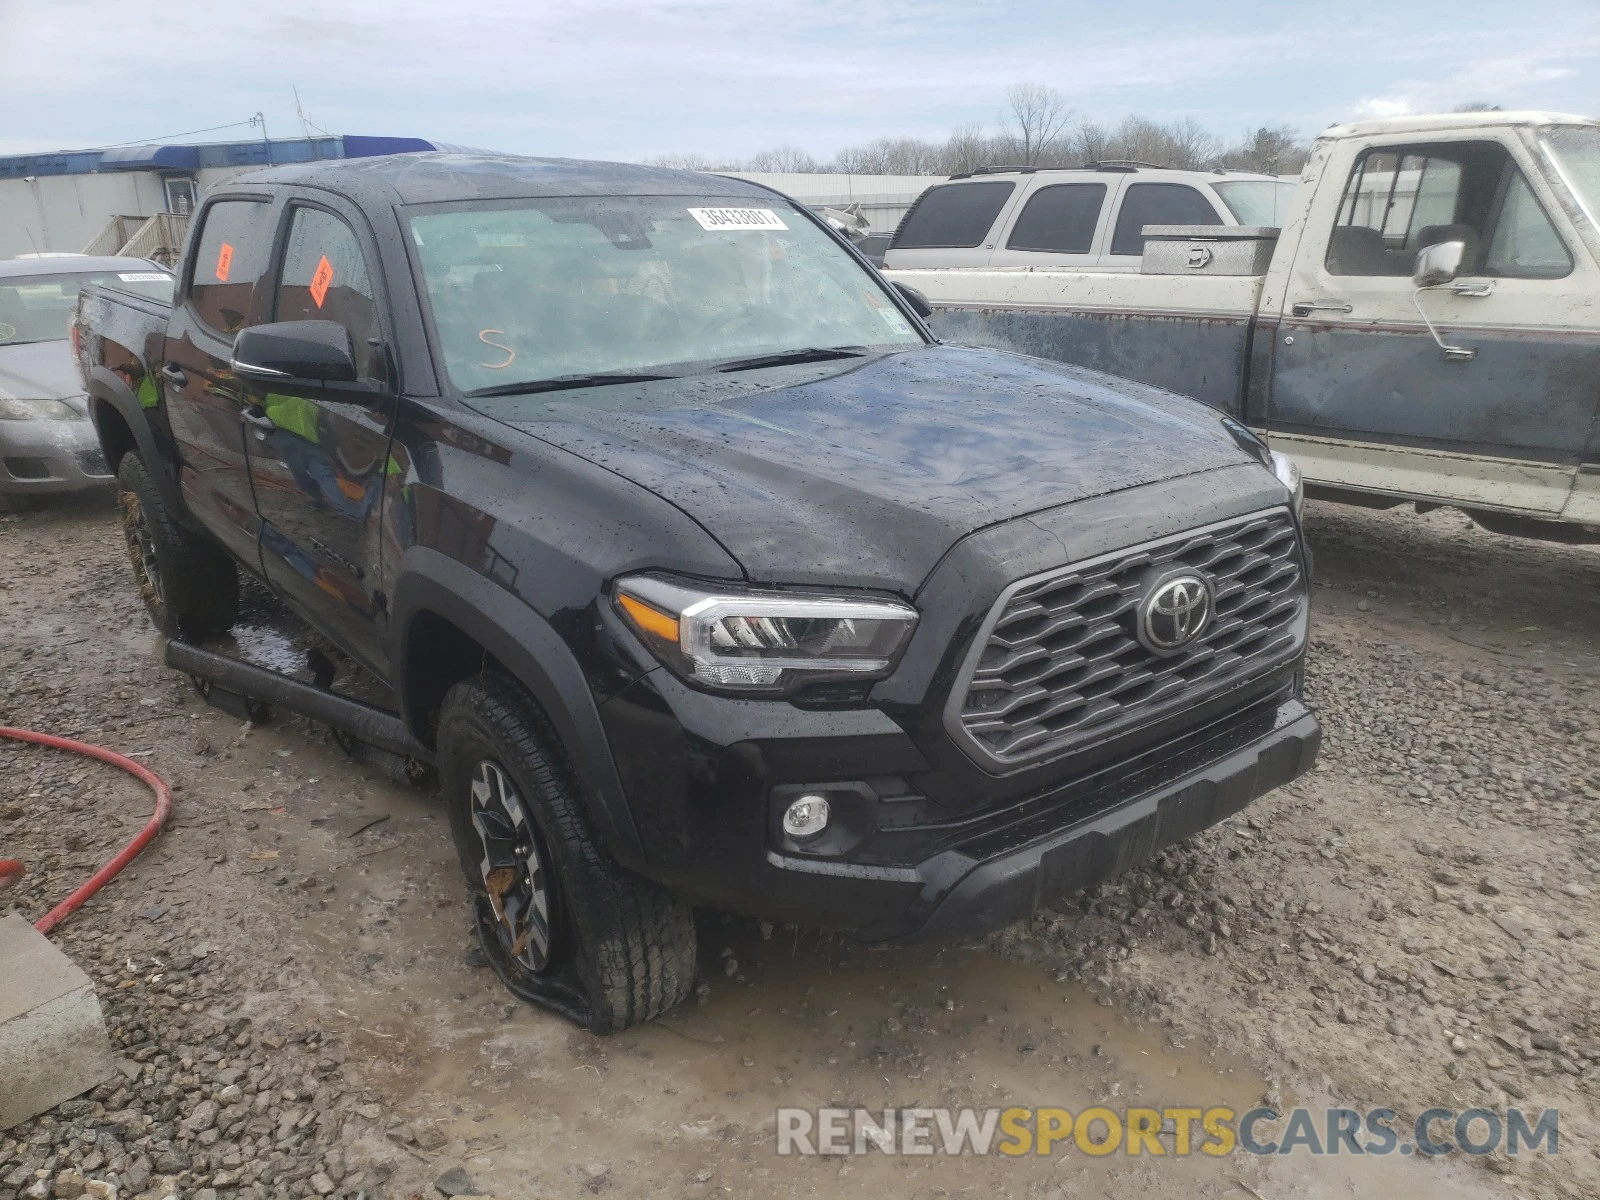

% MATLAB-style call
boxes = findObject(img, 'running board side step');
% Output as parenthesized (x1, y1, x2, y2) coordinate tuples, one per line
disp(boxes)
(164, 639, 434, 765)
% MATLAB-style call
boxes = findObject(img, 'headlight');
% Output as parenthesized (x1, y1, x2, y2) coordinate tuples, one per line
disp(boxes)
(0, 396, 77, 421)
(613, 574, 918, 695)
(1269, 449, 1304, 517)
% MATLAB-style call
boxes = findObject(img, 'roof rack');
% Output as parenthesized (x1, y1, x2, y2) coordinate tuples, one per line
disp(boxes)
(1079, 160, 1171, 171)
(947, 165, 1038, 180)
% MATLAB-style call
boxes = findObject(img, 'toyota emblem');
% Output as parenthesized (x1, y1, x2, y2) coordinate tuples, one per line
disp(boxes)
(1137, 572, 1213, 655)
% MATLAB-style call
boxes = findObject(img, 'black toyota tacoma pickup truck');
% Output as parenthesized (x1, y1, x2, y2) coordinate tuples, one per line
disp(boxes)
(74, 153, 1319, 1032)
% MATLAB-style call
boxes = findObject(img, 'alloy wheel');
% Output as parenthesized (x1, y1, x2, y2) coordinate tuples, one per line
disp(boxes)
(470, 759, 555, 972)
(120, 489, 164, 608)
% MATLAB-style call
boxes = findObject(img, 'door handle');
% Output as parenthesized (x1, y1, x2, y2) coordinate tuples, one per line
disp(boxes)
(159, 363, 187, 386)
(241, 407, 276, 437)
(1290, 300, 1353, 317)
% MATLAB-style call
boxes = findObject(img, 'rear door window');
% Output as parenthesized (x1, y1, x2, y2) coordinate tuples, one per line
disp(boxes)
(273, 206, 385, 379)
(892, 182, 1016, 249)
(188, 199, 275, 336)
(1109, 183, 1223, 256)
(1005, 183, 1107, 253)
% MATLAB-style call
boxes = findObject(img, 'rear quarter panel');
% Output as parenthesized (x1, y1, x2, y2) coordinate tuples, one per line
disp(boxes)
(74, 285, 184, 501)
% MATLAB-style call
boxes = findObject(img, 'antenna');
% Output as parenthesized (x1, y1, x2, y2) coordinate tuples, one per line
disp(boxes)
(292, 87, 331, 143)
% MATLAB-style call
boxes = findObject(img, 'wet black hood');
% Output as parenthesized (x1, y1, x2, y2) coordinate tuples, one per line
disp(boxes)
(486, 345, 1259, 593)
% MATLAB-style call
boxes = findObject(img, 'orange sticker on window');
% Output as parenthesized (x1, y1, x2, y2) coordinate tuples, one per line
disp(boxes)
(309, 255, 334, 308)
(215, 242, 234, 282)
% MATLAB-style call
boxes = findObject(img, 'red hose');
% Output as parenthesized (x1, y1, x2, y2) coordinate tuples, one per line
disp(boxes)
(0, 727, 173, 935)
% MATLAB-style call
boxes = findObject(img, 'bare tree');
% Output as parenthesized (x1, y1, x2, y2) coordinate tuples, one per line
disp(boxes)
(1068, 119, 1111, 165)
(943, 123, 990, 175)
(746, 145, 821, 172)
(646, 94, 1314, 180)
(1001, 83, 1071, 165)
(1220, 125, 1308, 174)
(646, 152, 735, 171)
(1163, 117, 1222, 169)
(1452, 102, 1503, 112)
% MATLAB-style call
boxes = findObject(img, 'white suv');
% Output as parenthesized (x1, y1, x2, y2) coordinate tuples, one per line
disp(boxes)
(881, 163, 1295, 272)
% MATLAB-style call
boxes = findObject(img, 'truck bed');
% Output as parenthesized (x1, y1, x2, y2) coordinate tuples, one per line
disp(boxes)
(884, 267, 1267, 414)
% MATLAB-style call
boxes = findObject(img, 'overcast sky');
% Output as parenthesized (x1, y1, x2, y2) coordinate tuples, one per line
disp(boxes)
(2, 0, 1596, 162)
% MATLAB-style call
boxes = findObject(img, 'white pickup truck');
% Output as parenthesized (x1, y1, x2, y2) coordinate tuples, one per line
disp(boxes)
(883, 112, 1600, 541)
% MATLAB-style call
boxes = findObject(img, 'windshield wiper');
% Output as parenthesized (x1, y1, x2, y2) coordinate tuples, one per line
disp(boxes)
(464, 371, 676, 398)
(712, 346, 870, 373)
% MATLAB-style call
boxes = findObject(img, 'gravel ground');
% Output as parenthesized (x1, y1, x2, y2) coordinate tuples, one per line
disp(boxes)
(1, 494, 1596, 1200)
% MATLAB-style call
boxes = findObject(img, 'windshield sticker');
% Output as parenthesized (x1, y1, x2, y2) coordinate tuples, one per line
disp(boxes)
(215, 242, 234, 282)
(118, 272, 172, 283)
(309, 256, 335, 308)
(687, 207, 788, 232)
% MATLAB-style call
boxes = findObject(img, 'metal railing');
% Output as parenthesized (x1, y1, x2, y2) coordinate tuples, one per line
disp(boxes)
(117, 213, 190, 266)
(79, 213, 190, 266)
(80, 215, 150, 258)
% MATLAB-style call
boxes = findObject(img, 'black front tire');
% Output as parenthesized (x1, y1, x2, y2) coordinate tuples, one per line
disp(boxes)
(438, 671, 696, 1033)
(116, 452, 239, 637)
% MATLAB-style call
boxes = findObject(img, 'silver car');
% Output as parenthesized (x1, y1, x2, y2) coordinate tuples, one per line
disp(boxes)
(0, 255, 174, 509)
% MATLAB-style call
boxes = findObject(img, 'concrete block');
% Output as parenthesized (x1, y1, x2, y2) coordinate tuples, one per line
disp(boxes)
(0, 913, 117, 1131)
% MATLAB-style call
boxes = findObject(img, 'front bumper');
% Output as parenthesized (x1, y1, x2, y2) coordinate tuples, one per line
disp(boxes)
(0, 418, 112, 495)
(602, 663, 1320, 941)
(905, 699, 1319, 940)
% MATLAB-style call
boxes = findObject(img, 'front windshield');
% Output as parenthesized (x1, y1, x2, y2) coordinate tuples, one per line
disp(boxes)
(1213, 180, 1297, 226)
(408, 195, 924, 395)
(0, 269, 174, 346)
(1540, 126, 1600, 233)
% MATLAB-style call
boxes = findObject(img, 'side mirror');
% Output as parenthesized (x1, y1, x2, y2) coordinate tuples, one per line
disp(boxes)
(231, 320, 357, 383)
(891, 282, 933, 320)
(1412, 240, 1464, 288)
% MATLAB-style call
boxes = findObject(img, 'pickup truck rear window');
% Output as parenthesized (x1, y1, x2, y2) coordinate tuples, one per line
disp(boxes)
(408, 196, 922, 395)
(1005, 183, 1106, 254)
(892, 182, 1015, 249)
(1109, 183, 1223, 255)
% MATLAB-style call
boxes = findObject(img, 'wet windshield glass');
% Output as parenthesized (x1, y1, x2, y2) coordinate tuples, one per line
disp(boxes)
(0, 270, 174, 346)
(1541, 126, 1600, 233)
(408, 196, 923, 395)
(1213, 181, 1298, 226)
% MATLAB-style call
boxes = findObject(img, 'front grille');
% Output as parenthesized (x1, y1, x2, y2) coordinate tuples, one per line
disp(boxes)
(950, 508, 1306, 768)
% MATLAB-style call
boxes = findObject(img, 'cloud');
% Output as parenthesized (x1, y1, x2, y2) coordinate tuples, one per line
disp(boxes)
(2, 0, 1596, 161)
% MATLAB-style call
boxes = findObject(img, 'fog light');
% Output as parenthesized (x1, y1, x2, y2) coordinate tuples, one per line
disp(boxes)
(782, 794, 831, 840)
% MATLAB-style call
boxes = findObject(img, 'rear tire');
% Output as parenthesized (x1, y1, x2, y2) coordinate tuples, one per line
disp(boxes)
(438, 671, 696, 1033)
(116, 452, 239, 637)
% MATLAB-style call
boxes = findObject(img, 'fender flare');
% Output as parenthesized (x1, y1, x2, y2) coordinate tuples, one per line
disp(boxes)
(84, 365, 184, 517)
(389, 546, 647, 870)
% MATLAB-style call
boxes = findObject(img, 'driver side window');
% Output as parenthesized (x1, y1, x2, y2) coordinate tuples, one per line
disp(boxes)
(273, 207, 385, 380)
(1326, 140, 1571, 279)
